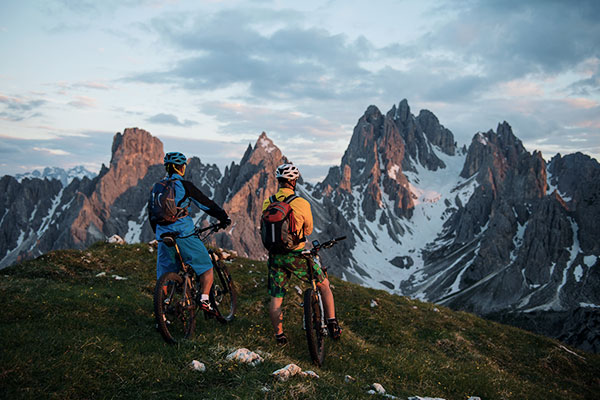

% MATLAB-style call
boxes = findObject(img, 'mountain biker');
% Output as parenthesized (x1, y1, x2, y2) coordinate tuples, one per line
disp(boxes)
(151, 151, 231, 313)
(262, 163, 342, 344)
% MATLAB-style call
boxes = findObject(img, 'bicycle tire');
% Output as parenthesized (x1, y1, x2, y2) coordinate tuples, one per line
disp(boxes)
(154, 272, 196, 344)
(210, 261, 237, 322)
(303, 288, 325, 366)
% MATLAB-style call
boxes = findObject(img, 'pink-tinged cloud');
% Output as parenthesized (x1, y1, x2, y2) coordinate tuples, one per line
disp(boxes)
(498, 80, 545, 97)
(574, 120, 600, 129)
(68, 96, 97, 108)
(75, 81, 111, 90)
(32, 147, 71, 156)
(564, 98, 599, 109)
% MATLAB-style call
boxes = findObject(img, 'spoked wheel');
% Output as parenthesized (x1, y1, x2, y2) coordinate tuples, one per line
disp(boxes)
(210, 262, 237, 322)
(154, 272, 196, 344)
(303, 288, 326, 366)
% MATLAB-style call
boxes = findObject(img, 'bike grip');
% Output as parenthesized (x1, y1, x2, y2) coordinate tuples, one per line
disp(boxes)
(335, 236, 347, 241)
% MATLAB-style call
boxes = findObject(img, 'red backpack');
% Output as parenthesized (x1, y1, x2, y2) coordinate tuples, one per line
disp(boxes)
(260, 195, 301, 253)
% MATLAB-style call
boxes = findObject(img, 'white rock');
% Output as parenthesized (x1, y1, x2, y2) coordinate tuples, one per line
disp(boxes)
(467, 397, 481, 400)
(294, 285, 303, 295)
(303, 370, 320, 379)
(226, 348, 264, 366)
(433, 308, 440, 312)
(95, 272, 107, 277)
(272, 363, 303, 382)
(372, 383, 386, 394)
(190, 360, 206, 372)
(370, 299, 378, 308)
(408, 397, 446, 400)
(148, 247, 154, 253)
(107, 234, 125, 244)
(271, 364, 319, 382)
(112, 274, 127, 281)
(344, 375, 356, 383)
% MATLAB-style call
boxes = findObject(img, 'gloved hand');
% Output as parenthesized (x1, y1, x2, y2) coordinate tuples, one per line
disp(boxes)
(219, 217, 232, 229)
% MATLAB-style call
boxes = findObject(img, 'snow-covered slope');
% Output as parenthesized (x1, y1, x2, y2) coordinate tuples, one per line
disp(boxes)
(15, 166, 96, 186)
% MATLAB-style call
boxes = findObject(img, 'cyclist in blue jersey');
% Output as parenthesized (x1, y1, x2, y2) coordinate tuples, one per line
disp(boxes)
(151, 151, 231, 312)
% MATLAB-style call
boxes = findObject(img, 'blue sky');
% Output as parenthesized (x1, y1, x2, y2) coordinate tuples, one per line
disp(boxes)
(1, 0, 599, 182)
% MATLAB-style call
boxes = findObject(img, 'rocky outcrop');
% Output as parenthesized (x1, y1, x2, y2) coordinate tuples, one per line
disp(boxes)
(0, 128, 164, 268)
(212, 132, 287, 259)
(70, 128, 163, 245)
(548, 152, 600, 253)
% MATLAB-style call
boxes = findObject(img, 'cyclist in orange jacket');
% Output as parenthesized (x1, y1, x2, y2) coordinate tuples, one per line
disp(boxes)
(262, 163, 341, 344)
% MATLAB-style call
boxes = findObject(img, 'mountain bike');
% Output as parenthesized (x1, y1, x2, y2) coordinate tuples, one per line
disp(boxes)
(153, 223, 237, 344)
(301, 236, 346, 366)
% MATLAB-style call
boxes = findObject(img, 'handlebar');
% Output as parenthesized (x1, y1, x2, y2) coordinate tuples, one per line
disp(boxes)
(194, 222, 223, 235)
(303, 236, 346, 255)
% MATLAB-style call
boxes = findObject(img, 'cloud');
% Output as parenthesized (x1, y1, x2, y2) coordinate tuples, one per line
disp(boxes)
(68, 96, 97, 108)
(146, 113, 198, 127)
(129, 8, 375, 102)
(0, 94, 46, 121)
(0, 132, 114, 177)
(408, 0, 600, 93)
(73, 81, 112, 90)
(201, 101, 345, 140)
(32, 147, 71, 156)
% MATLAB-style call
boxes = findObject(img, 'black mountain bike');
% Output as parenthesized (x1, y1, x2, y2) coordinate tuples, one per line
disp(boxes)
(301, 236, 346, 366)
(153, 223, 237, 344)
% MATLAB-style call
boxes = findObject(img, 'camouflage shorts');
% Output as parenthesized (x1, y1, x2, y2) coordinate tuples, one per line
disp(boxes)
(267, 250, 326, 298)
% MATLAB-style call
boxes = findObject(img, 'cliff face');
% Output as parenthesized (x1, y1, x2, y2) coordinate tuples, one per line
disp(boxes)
(71, 128, 164, 245)
(212, 133, 287, 258)
(0, 128, 164, 266)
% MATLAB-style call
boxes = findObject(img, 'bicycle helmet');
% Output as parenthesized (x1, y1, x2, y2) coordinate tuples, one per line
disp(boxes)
(275, 163, 300, 180)
(163, 152, 187, 166)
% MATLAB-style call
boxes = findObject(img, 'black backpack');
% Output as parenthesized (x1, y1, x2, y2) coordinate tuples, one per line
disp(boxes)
(148, 178, 188, 226)
(260, 194, 302, 253)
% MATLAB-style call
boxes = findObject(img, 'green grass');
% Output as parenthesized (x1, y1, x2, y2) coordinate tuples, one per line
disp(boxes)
(1, 242, 599, 399)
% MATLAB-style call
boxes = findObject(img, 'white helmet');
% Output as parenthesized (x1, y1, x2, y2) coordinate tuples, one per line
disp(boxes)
(276, 163, 300, 180)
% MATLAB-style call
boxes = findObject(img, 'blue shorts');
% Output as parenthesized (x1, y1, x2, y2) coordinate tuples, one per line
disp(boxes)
(156, 235, 213, 279)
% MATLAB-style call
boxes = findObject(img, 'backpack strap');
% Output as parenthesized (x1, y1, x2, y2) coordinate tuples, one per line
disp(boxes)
(283, 195, 298, 204)
(269, 195, 277, 204)
(282, 194, 305, 243)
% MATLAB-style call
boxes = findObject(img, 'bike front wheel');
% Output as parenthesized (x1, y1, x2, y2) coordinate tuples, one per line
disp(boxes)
(210, 262, 237, 322)
(304, 288, 326, 366)
(154, 272, 196, 344)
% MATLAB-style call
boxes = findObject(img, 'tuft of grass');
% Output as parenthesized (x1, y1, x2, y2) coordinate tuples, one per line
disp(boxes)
(0, 242, 598, 399)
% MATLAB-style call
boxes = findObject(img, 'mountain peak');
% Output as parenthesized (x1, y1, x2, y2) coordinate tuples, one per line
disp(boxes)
(110, 127, 163, 167)
(398, 98, 410, 121)
(255, 132, 278, 155)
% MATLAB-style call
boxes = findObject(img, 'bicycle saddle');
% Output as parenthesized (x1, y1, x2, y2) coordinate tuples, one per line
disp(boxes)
(160, 232, 179, 247)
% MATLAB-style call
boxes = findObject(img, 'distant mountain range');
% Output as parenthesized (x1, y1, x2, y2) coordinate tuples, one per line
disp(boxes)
(1, 101, 598, 353)
(15, 166, 96, 186)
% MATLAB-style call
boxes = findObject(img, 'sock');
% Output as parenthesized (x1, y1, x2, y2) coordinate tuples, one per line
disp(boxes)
(327, 318, 337, 323)
(201, 294, 209, 301)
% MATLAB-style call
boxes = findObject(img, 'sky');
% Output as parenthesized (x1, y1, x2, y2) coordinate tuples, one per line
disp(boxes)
(1, 0, 599, 183)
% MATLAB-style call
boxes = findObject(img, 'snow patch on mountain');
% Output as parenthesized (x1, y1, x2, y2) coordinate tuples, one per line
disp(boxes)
(15, 166, 96, 186)
(345, 145, 477, 293)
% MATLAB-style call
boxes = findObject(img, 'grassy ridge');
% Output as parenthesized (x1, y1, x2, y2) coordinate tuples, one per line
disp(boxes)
(1, 242, 598, 399)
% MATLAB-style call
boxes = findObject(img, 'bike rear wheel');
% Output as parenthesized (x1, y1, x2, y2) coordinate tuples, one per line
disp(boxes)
(154, 272, 196, 344)
(210, 261, 237, 322)
(303, 288, 325, 366)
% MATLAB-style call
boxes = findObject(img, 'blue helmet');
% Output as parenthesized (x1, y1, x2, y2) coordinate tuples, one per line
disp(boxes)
(163, 152, 187, 166)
